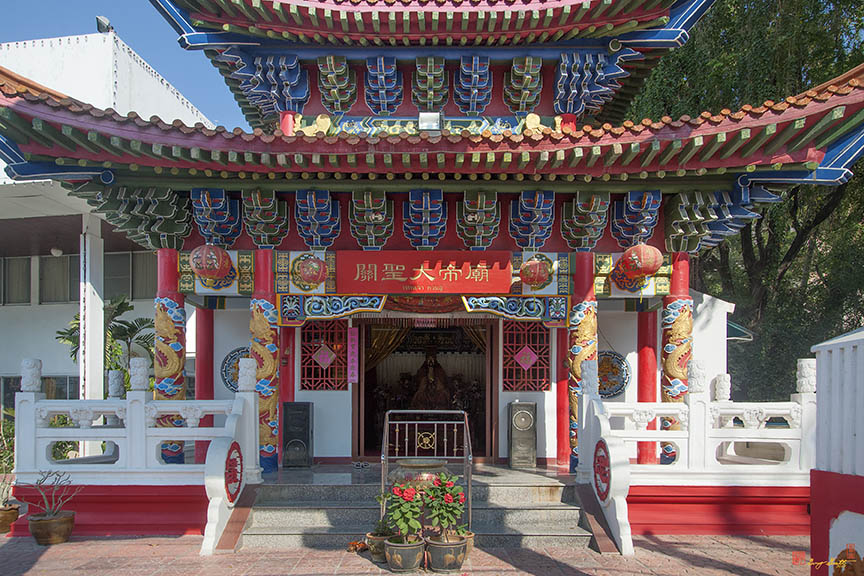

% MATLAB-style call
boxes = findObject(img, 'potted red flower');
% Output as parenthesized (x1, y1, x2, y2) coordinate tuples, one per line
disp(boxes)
(423, 472, 468, 572)
(383, 482, 425, 572)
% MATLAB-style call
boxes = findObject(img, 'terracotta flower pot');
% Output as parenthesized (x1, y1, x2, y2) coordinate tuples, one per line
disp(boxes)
(28, 510, 75, 545)
(445, 529, 474, 556)
(426, 535, 468, 573)
(0, 505, 20, 534)
(365, 532, 390, 563)
(384, 537, 425, 572)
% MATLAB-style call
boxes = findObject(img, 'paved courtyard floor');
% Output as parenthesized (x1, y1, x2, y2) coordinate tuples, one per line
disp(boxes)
(0, 534, 811, 576)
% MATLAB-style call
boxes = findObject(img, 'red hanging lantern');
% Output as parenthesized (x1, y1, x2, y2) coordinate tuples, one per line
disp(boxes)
(519, 256, 553, 289)
(295, 255, 328, 288)
(189, 244, 232, 280)
(615, 243, 663, 280)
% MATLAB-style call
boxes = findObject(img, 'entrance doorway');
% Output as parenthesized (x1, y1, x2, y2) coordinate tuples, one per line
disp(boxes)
(359, 321, 492, 457)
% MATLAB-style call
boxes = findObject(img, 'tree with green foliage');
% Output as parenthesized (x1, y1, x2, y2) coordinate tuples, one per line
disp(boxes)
(628, 0, 864, 400)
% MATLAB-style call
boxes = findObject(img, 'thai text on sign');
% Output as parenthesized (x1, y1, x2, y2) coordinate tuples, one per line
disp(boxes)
(336, 251, 513, 294)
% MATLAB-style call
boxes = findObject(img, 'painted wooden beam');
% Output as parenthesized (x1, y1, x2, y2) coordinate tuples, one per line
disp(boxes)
(31, 118, 76, 151)
(619, 142, 641, 166)
(677, 136, 704, 165)
(764, 118, 807, 155)
(718, 128, 751, 159)
(739, 124, 776, 158)
(787, 106, 845, 152)
(813, 106, 864, 150)
(699, 132, 727, 162)
(640, 140, 661, 167)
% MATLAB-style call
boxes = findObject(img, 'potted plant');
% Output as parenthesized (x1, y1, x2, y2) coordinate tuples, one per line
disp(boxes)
(24, 471, 82, 545)
(365, 518, 393, 564)
(383, 482, 425, 572)
(0, 409, 18, 533)
(424, 472, 468, 573)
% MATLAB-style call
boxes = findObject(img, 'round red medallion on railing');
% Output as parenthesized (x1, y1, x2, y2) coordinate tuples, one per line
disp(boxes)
(593, 439, 611, 502)
(224, 441, 243, 504)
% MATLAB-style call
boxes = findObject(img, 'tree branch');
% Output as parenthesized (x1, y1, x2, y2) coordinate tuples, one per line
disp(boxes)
(775, 183, 848, 285)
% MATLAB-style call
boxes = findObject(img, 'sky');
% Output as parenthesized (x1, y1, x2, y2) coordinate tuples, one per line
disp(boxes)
(0, 1, 250, 130)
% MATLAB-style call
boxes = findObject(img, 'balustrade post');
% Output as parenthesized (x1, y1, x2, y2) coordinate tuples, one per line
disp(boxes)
(127, 357, 149, 470)
(685, 360, 709, 471)
(576, 360, 599, 483)
(237, 358, 263, 484)
(15, 358, 43, 476)
(792, 358, 817, 471)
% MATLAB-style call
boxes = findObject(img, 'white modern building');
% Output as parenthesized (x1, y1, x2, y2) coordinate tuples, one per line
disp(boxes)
(0, 29, 211, 411)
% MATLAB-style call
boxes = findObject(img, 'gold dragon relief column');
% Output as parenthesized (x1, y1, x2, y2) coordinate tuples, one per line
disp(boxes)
(660, 252, 693, 464)
(154, 248, 186, 463)
(568, 252, 598, 473)
(250, 249, 280, 473)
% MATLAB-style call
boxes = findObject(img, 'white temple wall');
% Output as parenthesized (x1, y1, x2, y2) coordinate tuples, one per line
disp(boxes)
(0, 299, 158, 379)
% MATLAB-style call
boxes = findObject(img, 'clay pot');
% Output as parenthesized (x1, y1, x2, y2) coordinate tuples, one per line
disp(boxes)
(0, 505, 20, 534)
(384, 537, 425, 572)
(28, 510, 75, 545)
(365, 532, 389, 563)
(426, 535, 468, 573)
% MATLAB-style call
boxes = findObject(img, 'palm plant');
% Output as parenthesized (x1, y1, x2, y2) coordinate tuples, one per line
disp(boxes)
(55, 295, 154, 372)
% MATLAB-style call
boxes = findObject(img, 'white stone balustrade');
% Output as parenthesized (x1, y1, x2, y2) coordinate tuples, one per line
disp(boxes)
(14, 357, 262, 555)
(578, 357, 818, 556)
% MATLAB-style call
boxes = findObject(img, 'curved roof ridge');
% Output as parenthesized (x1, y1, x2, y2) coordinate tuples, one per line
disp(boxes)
(0, 64, 71, 102)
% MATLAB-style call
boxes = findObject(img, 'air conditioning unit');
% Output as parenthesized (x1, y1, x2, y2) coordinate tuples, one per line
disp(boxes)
(282, 402, 313, 467)
(508, 401, 537, 469)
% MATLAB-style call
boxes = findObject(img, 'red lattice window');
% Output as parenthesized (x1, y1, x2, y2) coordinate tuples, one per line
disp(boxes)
(300, 320, 348, 391)
(502, 321, 550, 391)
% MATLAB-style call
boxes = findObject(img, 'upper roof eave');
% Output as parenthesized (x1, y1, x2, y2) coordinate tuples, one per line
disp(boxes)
(1, 62, 863, 187)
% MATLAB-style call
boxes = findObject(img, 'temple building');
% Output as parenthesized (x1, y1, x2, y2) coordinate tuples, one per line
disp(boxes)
(4, 0, 864, 553)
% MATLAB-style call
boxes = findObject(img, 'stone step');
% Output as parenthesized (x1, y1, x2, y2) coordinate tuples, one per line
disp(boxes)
(249, 501, 582, 530)
(239, 524, 593, 550)
(254, 483, 577, 506)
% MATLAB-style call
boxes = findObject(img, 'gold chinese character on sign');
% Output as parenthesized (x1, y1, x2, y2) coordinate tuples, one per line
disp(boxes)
(410, 263, 435, 281)
(383, 263, 408, 281)
(467, 261, 489, 282)
(354, 263, 378, 282)
(417, 431, 436, 450)
(439, 263, 462, 282)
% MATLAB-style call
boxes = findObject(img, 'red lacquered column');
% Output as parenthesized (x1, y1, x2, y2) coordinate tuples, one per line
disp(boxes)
(154, 248, 186, 463)
(194, 307, 214, 464)
(556, 327, 570, 467)
(636, 310, 659, 464)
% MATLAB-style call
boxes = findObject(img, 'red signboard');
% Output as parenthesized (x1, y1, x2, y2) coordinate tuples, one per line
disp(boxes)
(336, 251, 513, 294)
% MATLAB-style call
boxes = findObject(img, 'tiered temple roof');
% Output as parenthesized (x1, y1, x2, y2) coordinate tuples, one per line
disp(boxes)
(2, 2, 863, 259)
(151, 0, 713, 128)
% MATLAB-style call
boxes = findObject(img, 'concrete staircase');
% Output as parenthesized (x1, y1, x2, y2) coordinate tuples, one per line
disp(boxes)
(239, 467, 592, 549)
